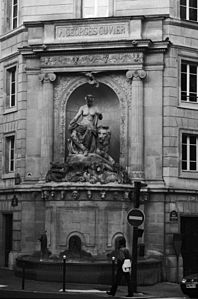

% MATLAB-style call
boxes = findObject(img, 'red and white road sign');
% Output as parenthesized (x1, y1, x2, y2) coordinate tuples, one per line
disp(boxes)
(127, 208, 145, 227)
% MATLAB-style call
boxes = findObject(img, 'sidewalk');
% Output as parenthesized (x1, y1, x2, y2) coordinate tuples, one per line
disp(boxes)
(0, 268, 186, 298)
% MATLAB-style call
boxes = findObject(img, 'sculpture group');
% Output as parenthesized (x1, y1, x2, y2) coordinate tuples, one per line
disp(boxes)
(46, 95, 130, 184)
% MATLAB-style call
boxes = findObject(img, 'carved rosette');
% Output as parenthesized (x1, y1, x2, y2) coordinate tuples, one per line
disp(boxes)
(126, 69, 147, 83)
(39, 72, 56, 83)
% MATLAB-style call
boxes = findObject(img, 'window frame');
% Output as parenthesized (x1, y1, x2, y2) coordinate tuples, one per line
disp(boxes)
(179, 58, 198, 109)
(4, 134, 15, 174)
(12, 0, 19, 29)
(180, 129, 198, 179)
(82, 0, 113, 18)
(4, 64, 18, 113)
(180, 0, 198, 22)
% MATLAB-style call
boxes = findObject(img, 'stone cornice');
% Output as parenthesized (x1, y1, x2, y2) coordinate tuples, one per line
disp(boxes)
(22, 15, 168, 28)
(18, 39, 170, 59)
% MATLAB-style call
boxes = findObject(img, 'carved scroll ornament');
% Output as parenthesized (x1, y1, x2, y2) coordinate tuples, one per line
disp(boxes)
(126, 69, 147, 83)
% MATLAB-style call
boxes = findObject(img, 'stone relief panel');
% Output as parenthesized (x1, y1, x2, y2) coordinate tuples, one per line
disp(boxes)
(53, 73, 130, 167)
(41, 53, 143, 68)
(56, 207, 97, 247)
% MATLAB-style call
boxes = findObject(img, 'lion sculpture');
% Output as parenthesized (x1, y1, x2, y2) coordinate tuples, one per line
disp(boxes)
(95, 126, 115, 166)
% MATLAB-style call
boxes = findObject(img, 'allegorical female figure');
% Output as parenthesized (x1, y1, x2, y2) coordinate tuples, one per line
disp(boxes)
(68, 94, 103, 155)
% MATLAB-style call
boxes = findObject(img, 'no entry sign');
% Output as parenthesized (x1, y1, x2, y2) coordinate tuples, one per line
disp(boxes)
(127, 208, 145, 227)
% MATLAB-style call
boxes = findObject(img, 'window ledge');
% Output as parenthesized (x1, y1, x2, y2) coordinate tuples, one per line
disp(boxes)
(0, 25, 25, 42)
(3, 107, 17, 114)
(179, 171, 198, 179)
(179, 102, 198, 110)
(2, 173, 15, 180)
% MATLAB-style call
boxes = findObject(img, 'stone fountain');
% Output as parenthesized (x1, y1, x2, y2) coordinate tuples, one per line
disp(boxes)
(14, 97, 162, 285)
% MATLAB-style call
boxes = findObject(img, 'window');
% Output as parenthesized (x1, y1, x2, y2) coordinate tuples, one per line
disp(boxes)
(180, 0, 198, 21)
(181, 60, 198, 103)
(5, 135, 15, 173)
(6, 0, 18, 31)
(6, 66, 17, 108)
(83, 0, 109, 18)
(182, 133, 198, 171)
(12, 0, 18, 29)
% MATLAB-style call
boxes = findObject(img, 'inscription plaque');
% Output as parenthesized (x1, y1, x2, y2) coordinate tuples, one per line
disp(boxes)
(56, 22, 128, 40)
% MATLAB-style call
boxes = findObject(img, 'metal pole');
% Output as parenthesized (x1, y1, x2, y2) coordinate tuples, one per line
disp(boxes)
(131, 226, 138, 293)
(62, 255, 66, 292)
(112, 256, 115, 286)
(22, 262, 25, 290)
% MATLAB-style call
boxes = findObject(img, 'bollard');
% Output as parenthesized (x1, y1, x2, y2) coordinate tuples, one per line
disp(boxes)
(22, 262, 25, 290)
(62, 255, 66, 292)
(112, 256, 115, 286)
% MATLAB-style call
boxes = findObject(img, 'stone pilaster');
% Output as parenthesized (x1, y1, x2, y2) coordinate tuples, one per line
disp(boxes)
(126, 69, 147, 180)
(39, 72, 56, 179)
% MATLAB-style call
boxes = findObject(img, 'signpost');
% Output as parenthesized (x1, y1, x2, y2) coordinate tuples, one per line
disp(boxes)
(127, 208, 145, 293)
(127, 209, 145, 227)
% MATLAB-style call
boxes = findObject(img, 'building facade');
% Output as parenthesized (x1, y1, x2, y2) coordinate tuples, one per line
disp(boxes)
(0, 0, 198, 282)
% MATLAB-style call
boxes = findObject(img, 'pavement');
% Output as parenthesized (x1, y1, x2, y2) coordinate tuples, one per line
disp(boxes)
(0, 268, 187, 299)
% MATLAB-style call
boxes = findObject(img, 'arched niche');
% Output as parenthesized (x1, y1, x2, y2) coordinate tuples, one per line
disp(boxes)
(66, 82, 120, 162)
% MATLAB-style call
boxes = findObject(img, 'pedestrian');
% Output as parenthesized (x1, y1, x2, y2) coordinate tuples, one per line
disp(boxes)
(106, 237, 133, 297)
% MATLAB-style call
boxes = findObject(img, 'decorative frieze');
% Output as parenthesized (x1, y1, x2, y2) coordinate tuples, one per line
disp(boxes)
(40, 53, 143, 67)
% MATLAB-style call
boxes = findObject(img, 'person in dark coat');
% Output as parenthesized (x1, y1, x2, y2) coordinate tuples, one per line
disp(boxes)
(38, 230, 48, 260)
(106, 237, 133, 297)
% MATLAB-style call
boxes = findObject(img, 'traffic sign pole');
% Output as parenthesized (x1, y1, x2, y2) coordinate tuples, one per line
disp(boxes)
(131, 226, 138, 293)
(128, 181, 147, 294)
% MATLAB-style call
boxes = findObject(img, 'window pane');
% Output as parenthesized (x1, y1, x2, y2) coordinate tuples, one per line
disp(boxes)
(181, 92, 187, 101)
(182, 161, 187, 170)
(190, 161, 196, 170)
(180, 6, 187, 19)
(181, 62, 187, 72)
(189, 0, 197, 8)
(181, 73, 187, 91)
(190, 135, 196, 144)
(189, 8, 197, 20)
(190, 74, 196, 92)
(182, 144, 187, 160)
(182, 134, 187, 144)
(190, 145, 196, 161)
(13, 18, 17, 29)
(11, 94, 15, 107)
(181, 0, 186, 5)
(190, 65, 197, 74)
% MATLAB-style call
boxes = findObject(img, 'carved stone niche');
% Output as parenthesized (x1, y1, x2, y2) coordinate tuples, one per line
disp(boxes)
(53, 73, 130, 172)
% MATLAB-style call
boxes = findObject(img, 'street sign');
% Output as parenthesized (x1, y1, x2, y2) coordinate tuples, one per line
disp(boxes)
(127, 208, 145, 227)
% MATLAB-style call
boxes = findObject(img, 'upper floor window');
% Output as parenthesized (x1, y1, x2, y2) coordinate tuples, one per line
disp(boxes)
(83, 0, 109, 18)
(12, 0, 18, 29)
(6, 66, 17, 109)
(181, 60, 198, 103)
(182, 133, 198, 171)
(5, 135, 15, 173)
(180, 0, 198, 21)
(6, 0, 18, 31)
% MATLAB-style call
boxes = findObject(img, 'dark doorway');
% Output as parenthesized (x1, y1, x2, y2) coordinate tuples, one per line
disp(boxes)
(69, 235, 82, 254)
(181, 216, 198, 276)
(3, 213, 13, 267)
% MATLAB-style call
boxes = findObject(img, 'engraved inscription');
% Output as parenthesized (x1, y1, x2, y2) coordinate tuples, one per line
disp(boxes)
(56, 23, 128, 40)
(40, 53, 143, 67)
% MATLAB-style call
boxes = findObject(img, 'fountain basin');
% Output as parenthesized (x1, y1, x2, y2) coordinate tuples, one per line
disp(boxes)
(14, 256, 162, 285)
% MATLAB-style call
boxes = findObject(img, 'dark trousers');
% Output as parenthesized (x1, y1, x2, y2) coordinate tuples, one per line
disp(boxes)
(110, 266, 133, 296)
